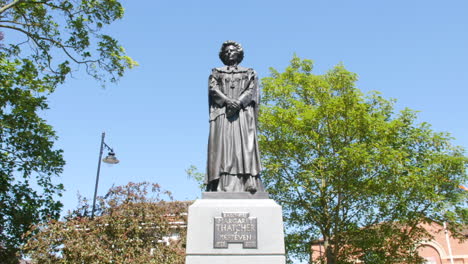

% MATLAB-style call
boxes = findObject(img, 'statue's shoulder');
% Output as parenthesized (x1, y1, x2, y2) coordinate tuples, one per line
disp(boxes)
(241, 66, 258, 77)
(246, 67, 257, 75)
(212, 67, 224, 73)
(243, 67, 257, 78)
(211, 67, 225, 76)
(239, 66, 257, 74)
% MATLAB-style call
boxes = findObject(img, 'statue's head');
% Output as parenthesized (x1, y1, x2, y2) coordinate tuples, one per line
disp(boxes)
(219, 41, 244, 66)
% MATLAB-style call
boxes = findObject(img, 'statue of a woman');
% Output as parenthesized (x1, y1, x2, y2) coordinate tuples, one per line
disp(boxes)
(206, 41, 264, 193)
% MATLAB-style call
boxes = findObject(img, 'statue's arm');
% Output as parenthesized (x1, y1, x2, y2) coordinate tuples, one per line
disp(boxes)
(209, 73, 229, 107)
(239, 70, 258, 108)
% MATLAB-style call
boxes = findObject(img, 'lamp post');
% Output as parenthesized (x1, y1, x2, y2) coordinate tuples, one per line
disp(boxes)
(91, 132, 119, 219)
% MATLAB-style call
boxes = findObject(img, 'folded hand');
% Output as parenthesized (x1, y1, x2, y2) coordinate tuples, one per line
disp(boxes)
(226, 99, 241, 117)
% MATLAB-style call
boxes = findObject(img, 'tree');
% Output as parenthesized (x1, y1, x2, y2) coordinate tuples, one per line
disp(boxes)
(0, 0, 136, 261)
(259, 56, 468, 264)
(186, 165, 206, 192)
(23, 182, 188, 264)
(0, 56, 65, 262)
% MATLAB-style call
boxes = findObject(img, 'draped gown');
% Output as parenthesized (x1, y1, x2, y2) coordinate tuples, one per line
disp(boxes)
(206, 65, 264, 192)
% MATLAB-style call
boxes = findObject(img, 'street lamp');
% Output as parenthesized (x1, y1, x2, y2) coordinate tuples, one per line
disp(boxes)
(91, 132, 119, 218)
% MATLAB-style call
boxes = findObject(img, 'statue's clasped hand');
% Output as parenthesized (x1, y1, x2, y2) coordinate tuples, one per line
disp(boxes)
(226, 99, 241, 117)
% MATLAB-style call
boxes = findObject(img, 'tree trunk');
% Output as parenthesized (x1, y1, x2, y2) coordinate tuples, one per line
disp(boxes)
(324, 237, 336, 264)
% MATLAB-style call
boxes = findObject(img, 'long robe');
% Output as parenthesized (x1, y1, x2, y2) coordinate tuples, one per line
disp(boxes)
(206, 65, 263, 192)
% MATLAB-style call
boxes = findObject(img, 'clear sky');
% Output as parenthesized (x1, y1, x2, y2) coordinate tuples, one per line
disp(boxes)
(34, 0, 468, 214)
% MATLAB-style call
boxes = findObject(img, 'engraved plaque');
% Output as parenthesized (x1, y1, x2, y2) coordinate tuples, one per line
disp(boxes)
(213, 212, 257, 249)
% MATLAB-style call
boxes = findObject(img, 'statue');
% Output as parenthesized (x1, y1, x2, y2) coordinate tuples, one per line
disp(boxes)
(206, 41, 264, 193)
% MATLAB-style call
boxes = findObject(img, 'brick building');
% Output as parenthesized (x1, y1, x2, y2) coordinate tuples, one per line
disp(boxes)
(311, 222, 468, 263)
(418, 222, 468, 264)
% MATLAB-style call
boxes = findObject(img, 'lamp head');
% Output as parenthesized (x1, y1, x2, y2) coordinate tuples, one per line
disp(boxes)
(102, 151, 119, 164)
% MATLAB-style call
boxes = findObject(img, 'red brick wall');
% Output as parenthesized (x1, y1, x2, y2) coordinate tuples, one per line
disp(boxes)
(310, 223, 467, 264)
(418, 223, 467, 264)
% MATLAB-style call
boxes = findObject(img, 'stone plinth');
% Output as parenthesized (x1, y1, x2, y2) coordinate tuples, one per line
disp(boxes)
(185, 197, 286, 264)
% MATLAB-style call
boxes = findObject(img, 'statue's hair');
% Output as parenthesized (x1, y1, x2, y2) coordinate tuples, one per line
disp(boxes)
(219, 40, 244, 65)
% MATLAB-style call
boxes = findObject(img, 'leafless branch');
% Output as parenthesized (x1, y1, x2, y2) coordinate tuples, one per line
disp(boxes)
(0, 20, 38, 26)
(0, 0, 23, 15)
(0, 24, 98, 65)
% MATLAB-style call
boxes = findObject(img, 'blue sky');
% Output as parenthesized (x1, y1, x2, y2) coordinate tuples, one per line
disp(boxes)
(32, 0, 468, 213)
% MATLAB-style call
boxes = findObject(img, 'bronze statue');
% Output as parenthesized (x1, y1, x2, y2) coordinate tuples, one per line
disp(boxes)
(206, 41, 264, 193)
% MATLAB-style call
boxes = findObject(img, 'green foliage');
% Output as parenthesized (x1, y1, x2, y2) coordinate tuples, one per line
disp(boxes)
(0, 0, 137, 87)
(0, 0, 136, 261)
(186, 165, 206, 192)
(259, 56, 468, 264)
(0, 54, 65, 262)
(23, 182, 189, 264)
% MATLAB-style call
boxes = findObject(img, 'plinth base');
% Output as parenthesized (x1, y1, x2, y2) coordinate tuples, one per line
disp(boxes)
(185, 198, 285, 264)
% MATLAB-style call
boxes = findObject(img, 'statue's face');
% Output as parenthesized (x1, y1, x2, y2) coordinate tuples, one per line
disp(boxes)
(223, 45, 240, 65)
